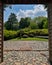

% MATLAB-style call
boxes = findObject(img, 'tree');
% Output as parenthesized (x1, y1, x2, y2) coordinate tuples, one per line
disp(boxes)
(12, 23, 19, 30)
(5, 13, 18, 30)
(19, 18, 25, 29)
(33, 16, 48, 29)
(24, 17, 31, 27)
(38, 20, 44, 29)
(19, 17, 31, 29)
(29, 19, 38, 29)
(43, 18, 48, 29)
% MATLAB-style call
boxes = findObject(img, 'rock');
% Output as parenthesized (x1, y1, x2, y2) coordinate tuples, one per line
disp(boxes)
(0, 60, 7, 65)
(15, 62, 21, 65)
(24, 62, 28, 65)
(41, 63, 49, 65)
(32, 58, 37, 62)
(27, 63, 32, 65)
(8, 58, 13, 62)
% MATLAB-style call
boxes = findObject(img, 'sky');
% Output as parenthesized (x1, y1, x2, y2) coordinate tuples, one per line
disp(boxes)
(4, 4, 48, 22)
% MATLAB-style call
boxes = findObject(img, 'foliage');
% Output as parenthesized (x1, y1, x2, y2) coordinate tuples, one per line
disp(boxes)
(19, 17, 31, 29)
(4, 14, 48, 30)
(29, 21, 38, 29)
(4, 15, 48, 40)
(33, 16, 48, 29)
(43, 18, 48, 29)
(4, 30, 17, 40)
(18, 28, 48, 37)
(4, 29, 48, 40)
(38, 20, 44, 29)
(4, 13, 18, 30)
(11, 29, 48, 37)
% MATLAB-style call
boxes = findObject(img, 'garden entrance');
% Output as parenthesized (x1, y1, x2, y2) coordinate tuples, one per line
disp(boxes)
(0, 1, 52, 65)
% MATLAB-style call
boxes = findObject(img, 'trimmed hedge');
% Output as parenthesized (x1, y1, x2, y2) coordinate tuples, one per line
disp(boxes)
(17, 29, 48, 37)
(4, 30, 17, 40)
(4, 29, 48, 40)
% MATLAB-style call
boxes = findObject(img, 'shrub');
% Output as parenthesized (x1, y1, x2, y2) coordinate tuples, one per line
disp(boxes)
(22, 28, 31, 32)
(4, 30, 17, 40)
(35, 29, 48, 36)
(17, 30, 24, 37)
(40, 29, 48, 36)
(4, 29, 48, 40)
(35, 31, 40, 36)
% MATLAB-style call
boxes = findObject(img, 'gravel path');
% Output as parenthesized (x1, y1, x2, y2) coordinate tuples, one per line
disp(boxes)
(0, 41, 50, 65)
(4, 41, 49, 51)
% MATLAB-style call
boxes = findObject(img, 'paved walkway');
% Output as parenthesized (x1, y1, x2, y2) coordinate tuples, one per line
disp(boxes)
(0, 41, 50, 65)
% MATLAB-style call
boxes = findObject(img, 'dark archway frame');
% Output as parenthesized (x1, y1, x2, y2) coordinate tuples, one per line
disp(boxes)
(0, 0, 52, 65)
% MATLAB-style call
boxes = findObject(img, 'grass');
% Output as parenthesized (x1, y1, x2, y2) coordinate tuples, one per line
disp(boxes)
(10, 37, 48, 41)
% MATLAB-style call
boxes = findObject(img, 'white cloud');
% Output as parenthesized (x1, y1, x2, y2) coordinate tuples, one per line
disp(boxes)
(16, 5, 47, 22)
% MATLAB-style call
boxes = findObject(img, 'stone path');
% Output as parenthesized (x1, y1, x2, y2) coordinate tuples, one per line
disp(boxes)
(3, 51, 49, 65)
(0, 41, 50, 65)
(4, 41, 49, 51)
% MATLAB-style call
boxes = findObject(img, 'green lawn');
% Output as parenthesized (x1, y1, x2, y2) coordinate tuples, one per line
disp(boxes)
(10, 37, 48, 41)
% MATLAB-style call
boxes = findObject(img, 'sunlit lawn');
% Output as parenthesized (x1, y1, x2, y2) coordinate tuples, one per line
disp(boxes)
(10, 37, 48, 41)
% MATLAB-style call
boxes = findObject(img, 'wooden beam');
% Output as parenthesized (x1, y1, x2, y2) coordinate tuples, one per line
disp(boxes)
(2, 0, 52, 4)
(48, 3, 52, 65)
(0, 4, 3, 63)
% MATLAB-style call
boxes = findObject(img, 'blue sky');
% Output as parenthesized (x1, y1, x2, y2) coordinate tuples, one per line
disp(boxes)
(4, 4, 47, 22)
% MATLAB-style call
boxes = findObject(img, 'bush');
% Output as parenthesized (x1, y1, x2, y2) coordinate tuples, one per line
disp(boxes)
(17, 29, 29, 37)
(4, 30, 17, 40)
(17, 29, 48, 37)
(35, 29, 48, 36)
(17, 30, 24, 37)
(35, 31, 40, 36)
(4, 29, 48, 40)
(40, 29, 48, 36)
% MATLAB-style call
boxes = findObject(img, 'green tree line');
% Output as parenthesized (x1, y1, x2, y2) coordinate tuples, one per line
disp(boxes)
(4, 13, 48, 31)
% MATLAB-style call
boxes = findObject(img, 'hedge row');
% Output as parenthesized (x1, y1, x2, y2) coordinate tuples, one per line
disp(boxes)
(4, 30, 17, 40)
(4, 29, 48, 40)
(17, 29, 48, 36)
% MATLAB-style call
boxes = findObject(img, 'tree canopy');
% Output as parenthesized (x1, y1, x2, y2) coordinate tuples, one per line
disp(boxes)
(4, 12, 48, 31)
(5, 13, 18, 30)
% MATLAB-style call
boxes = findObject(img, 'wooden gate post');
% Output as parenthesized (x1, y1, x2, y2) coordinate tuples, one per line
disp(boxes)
(48, 3, 52, 65)
(0, 4, 3, 63)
